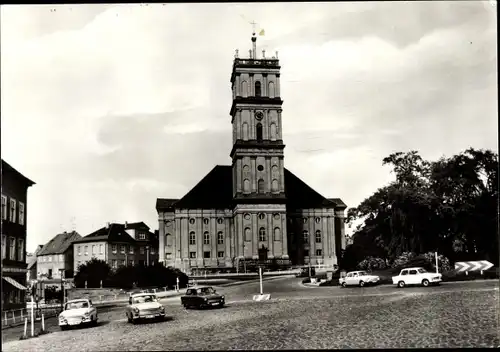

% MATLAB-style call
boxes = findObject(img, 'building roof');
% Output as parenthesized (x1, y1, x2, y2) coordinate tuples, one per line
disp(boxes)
(38, 231, 82, 256)
(156, 199, 179, 211)
(1, 159, 36, 186)
(73, 223, 151, 244)
(27, 245, 44, 269)
(156, 165, 347, 211)
(125, 221, 150, 230)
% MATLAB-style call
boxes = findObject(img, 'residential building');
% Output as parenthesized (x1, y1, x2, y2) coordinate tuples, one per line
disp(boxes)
(72, 222, 159, 272)
(1, 159, 36, 311)
(37, 231, 81, 280)
(26, 244, 44, 283)
(156, 34, 347, 273)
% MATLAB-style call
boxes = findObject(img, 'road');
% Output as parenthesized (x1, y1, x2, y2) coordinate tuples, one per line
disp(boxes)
(2, 277, 499, 350)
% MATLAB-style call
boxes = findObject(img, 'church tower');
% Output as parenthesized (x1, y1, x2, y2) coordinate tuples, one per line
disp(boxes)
(229, 31, 289, 262)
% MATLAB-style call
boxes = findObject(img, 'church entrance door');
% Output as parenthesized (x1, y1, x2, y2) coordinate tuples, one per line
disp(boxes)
(258, 245, 269, 261)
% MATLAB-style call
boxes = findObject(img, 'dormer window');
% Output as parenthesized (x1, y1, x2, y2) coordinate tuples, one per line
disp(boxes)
(138, 233, 146, 240)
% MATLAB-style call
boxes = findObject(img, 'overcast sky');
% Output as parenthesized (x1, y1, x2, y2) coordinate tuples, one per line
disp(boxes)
(1, 2, 497, 252)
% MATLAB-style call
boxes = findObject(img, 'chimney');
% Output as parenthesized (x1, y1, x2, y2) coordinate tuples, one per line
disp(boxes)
(106, 222, 110, 229)
(125, 221, 128, 229)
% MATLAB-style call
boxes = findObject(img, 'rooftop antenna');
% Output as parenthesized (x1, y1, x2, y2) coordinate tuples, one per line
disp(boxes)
(250, 20, 257, 59)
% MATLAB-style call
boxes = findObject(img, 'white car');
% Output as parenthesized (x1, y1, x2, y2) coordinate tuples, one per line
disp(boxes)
(392, 267, 442, 288)
(126, 293, 166, 324)
(338, 271, 380, 287)
(58, 299, 98, 330)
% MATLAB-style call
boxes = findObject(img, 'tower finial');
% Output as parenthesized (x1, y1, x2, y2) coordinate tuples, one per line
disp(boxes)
(250, 20, 257, 59)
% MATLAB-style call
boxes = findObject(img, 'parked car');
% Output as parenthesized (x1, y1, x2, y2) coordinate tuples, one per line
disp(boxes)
(126, 293, 166, 324)
(181, 286, 225, 309)
(58, 299, 98, 330)
(392, 267, 442, 288)
(338, 271, 380, 287)
(296, 267, 315, 278)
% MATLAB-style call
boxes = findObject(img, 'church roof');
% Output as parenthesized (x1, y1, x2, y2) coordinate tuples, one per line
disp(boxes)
(156, 165, 347, 211)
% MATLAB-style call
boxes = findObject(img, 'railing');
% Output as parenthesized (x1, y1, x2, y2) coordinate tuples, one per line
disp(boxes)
(2, 306, 62, 328)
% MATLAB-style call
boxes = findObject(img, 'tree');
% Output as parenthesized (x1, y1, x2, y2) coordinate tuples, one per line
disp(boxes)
(74, 258, 112, 288)
(347, 148, 498, 267)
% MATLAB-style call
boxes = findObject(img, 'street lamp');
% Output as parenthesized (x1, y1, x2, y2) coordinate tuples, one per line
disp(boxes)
(58, 269, 65, 312)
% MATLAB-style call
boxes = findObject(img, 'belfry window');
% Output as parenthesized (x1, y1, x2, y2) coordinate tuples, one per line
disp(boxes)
(255, 81, 261, 97)
(259, 227, 266, 242)
(258, 179, 265, 193)
(256, 123, 263, 141)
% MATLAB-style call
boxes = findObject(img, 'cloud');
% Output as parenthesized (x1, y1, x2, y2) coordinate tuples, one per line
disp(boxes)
(0, 2, 496, 249)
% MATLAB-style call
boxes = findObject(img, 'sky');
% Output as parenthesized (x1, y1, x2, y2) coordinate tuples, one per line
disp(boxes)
(1, 2, 497, 253)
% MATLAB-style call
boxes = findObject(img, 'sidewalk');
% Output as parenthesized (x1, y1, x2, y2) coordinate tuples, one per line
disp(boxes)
(1, 290, 183, 330)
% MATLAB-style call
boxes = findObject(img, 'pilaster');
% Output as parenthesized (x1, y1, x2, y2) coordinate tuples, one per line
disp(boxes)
(252, 213, 258, 259)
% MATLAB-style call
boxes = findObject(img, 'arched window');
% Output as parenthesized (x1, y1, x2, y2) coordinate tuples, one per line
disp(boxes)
(274, 227, 281, 241)
(189, 231, 196, 245)
(303, 230, 309, 244)
(268, 81, 275, 98)
(242, 122, 249, 140)
(241, 80, 248, 97)
(244, 227, 252, 241)
(243, 179, 250, 193)
(203, 231, 210, 244)
(259, 227, 266, 242)
(271, 179, 279, 192)
(258, 179, 265, 193)
(166, 234, 172, 246)
(203, 218, 209, 225)
(270, 123, 277, 141)
(315, 230, 322, 243)
(255, 81, 261, 97)
(217, 231, 224, 244)
(256, 123, 263, 141)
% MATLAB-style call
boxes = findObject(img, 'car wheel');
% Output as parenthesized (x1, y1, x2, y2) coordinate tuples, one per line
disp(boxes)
(341, 282, 346, 288)
(398, 281, 405, 288)
(359, 281, 365, 287)
(422, 279, 430, 287)
(127, 314, 132, 323)
(60, 326, 67, 331)
(218, 302, 224, 308)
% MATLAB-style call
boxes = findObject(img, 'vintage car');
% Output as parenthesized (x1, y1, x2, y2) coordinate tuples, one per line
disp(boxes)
(181, 286, 225, 309)
(125, 293, 166, 324)
(392, 267, 442, 288)
(58, 299, 98, 330)
(338, 271, 380, 287)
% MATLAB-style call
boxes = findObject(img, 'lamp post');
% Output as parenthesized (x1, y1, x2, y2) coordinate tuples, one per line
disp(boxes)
(58, 269, 65, 312)
(146, 246, 150, 266)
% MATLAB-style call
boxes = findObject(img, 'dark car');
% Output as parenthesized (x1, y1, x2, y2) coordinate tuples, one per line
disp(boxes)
(296, 267, 315, 278)
(181, 286, 225, 309)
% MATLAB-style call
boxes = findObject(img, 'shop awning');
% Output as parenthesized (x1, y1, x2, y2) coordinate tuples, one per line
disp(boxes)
(3, 276, 28, 290)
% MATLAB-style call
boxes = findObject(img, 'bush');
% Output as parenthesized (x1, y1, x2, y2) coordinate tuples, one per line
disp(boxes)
(390, 252, 451, 273)
(357, 257, 387, 271)
(391, 252, 417, 268)
(109, 264, 189, 290)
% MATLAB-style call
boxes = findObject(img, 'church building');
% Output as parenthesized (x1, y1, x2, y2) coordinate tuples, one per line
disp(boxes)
(156, 33, 347, 273)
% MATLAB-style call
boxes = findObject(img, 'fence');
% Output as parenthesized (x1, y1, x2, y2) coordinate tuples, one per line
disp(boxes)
(2, 306, 62, 328)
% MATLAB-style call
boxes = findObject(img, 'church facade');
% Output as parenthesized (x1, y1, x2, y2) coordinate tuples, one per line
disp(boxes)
(156, 34, 347, 272)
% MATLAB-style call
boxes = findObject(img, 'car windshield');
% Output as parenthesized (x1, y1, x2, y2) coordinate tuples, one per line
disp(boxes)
(358, 272, 368, 276)
(417, 268, 427, 273)
(199, 287, 215, 295)
(132, 295, 156, 304)
(65, 301, 88, 310)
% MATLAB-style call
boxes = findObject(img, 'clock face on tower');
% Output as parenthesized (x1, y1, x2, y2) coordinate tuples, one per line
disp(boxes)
(255, 111, 263, 120)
